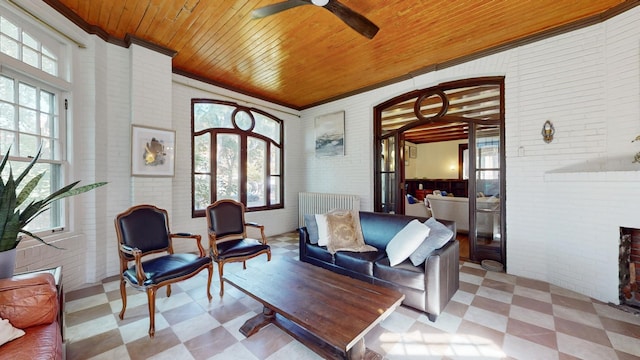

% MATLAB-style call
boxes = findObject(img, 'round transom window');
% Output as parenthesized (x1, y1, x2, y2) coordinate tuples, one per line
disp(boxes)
(234, 110, 253, 131)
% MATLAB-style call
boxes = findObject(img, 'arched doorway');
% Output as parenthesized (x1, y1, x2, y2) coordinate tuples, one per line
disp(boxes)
(374, 77, 506, 265)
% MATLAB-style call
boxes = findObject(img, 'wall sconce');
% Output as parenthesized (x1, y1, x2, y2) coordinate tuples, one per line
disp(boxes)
(542, 120, 555, 143)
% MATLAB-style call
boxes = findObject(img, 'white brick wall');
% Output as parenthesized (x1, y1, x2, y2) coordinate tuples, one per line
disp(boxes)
(301, 6, 640, 303)
(10, 1, 640, 306)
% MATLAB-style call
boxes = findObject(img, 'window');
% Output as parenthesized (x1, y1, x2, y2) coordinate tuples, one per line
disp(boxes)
(192, 99, 283, 216)
(1, 14, 60, 77)
(0, 12, 68, 236)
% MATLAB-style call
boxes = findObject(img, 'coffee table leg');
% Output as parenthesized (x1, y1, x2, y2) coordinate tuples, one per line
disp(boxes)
(239, 306, 275, 337)
(347, 339, 365, 359)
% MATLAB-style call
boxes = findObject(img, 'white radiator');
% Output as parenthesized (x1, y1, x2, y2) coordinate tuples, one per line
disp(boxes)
(298, 192, 360, 228)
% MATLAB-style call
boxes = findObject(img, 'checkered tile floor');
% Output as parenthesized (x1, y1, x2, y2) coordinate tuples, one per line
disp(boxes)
(64, 232, 640, 359)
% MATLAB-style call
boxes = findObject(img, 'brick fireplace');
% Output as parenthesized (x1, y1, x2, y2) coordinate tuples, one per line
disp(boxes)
(619, 227, 640, 309)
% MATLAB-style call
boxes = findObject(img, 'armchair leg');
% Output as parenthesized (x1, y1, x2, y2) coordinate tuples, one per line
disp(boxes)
(217, 262, 225, 297)
(242, 261, 246, 270)
(147, 287, 157, 338)
(206, 265, 213, 301)
(119, 277, 127, 320)
(166, 284, 172, 297)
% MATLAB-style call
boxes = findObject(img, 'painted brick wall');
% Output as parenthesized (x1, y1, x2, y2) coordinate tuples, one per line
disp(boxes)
(301, 6, 640, 303)
(9, 1, 640, 305)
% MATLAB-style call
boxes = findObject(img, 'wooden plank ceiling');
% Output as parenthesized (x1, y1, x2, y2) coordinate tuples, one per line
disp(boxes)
(44, 0, 630, 114)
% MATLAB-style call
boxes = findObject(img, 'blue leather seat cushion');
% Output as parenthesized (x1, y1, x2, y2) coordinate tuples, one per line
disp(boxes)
(216, 238, 269, 260)
(124, 254, 211, 286)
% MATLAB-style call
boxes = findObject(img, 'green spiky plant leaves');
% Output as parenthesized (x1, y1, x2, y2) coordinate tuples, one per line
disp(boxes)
(0, 147, 106, 252)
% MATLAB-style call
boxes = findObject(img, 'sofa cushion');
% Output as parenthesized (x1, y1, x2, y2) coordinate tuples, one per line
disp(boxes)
(304, 214, 319, 244)
(0, 322, 62, 360)
(0, 273, 58, 329)
(374, 257, 425, 291)
(305, 243, 334, 263)
(386, 219, 430, 266)
(335, 250, 386, 277)
(409, 217, 455, 266)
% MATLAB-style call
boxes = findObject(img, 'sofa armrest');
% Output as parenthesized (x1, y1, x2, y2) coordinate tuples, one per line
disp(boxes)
(0, 273, 58, 329)
(298, 226, 310, 260)
(424, 239, 460, 319)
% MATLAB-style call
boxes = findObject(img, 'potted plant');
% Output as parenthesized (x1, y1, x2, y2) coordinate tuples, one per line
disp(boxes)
(0, 146, 106, 277)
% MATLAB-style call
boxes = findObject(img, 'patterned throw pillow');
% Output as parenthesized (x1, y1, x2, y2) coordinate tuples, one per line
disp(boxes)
(324, 209, 376, 254)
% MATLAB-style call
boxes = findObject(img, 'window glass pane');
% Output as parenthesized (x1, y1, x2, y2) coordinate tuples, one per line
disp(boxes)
(253, 113, 280, 143)
(194, 103, 233, 131)
(270, 144, 280, 175)
(6, 163, 62, 232)
(42, 56, 56, 76)
(194, 174, 211, 210)
(1, 35, 19, 58)
(19, 133, 38, 155)
(0, 76, 14, 102)
(40, 90, 53, 113)
(234, 110, 252, 131)
(270, 176, 280, 205)
(0, 17, 19, 40)
(22, 46, 38, 68)
(216, 133, 239, 201)
(39, 138, 52, 159)
(42, 45, 55, 58)
(18, 83, 36, 108)
(247, 137, 266, 207)
(477, 170, 500, 195)
(0, 103, 15, 129)
(194, 134, 210, 172)
(18, 107, 36, 133)
(22, 31, 38, 49)
(39, 114, 51, 137)
(52, 139, 61, 160)
(0, 131, 15, 154)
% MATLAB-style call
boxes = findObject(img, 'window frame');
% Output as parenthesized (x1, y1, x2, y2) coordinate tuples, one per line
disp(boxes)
(191, 99, 284, 217)
(0, 10, 70, 241)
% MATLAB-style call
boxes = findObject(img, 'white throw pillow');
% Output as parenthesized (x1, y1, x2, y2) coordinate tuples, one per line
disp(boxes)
(386, 219, 431, 266)
(315, 213, 330, 246)
(0, 317, 25, 346)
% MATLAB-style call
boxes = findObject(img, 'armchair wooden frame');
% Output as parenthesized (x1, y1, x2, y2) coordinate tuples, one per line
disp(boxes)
(114, 204, 213, 337)
(206, 199, 271, 296)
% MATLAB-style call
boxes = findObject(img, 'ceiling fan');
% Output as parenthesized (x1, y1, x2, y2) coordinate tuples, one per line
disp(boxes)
(252, 0, 379, 39)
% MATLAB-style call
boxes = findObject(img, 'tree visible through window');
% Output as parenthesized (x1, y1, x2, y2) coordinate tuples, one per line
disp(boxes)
(191, 99, 283, 216)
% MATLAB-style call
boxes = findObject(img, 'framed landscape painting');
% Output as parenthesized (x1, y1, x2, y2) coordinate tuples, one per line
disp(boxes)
(315, 111, 345, 157)
(131, 125, 175, 177)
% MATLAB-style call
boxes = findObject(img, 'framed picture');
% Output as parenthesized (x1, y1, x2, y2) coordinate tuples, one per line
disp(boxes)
(315, 111, 345, 157)
(131, 125, 175, 177)
(409, 146, 417, 158)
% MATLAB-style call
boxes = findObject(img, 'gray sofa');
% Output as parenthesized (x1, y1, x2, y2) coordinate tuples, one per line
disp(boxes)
(299, 211, 459, 321)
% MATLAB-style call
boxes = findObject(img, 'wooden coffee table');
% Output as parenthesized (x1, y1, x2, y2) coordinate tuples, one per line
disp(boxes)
(223, 257, 404, 360)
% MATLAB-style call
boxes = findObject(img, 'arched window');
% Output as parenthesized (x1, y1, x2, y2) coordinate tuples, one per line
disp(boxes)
(191, 99, 284, 216)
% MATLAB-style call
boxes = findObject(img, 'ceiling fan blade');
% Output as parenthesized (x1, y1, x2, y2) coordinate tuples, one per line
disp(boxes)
(252, 0, 310, 19)
(324, 0, 379, 39)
